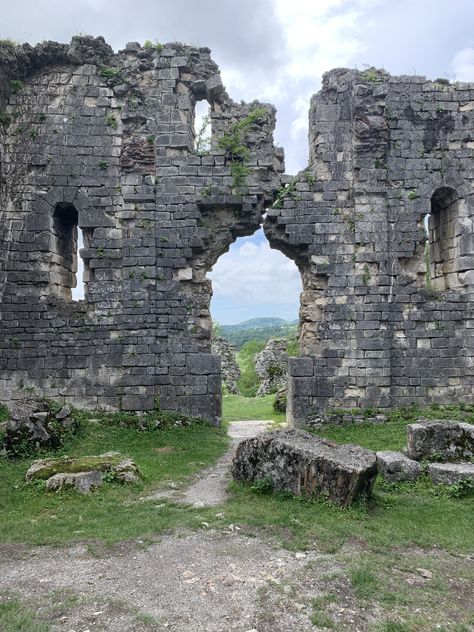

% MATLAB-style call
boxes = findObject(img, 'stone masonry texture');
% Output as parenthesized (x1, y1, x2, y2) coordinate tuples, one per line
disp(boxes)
(0, 40, 473, 426)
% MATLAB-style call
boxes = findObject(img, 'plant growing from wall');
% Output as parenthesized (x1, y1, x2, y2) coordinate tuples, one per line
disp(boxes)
(195, 112, 211, 155)
(218, 106, 267, 191)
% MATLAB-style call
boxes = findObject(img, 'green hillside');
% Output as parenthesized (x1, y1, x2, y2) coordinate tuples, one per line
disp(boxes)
(219, 317, 298, 349)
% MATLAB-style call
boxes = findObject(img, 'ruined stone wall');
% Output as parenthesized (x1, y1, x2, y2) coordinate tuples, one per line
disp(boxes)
(0, 37, 283, 423)
(1, 39, 473, 426)
(265, 68, 474, 425)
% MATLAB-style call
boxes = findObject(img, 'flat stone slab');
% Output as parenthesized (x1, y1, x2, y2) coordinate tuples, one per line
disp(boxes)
(26, 452, 140, 492)
(406, 420, 474, 462)
(428, 462, 474, 486)
(231, 428, 377, 507)
(376, 451, 422, 482)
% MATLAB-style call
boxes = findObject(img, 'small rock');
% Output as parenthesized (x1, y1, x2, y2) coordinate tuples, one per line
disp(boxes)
(417, 568, 433, 579)
(428, 462, 474, 485)
(55, 405, 71, 420)
(376, 450, 422, 482)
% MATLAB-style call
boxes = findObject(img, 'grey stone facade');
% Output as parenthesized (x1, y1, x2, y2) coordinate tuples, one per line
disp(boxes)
(265, 68, 474, 426)
(0, 40, 473, 426)
(0, 37, 282, 424)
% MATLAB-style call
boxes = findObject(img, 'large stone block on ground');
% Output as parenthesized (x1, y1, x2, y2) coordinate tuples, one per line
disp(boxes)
(406, 420, 474, 462)
(428, 462, 474, 486)
(231, 428, 377, 507)
(376, 451, 422, 482)
(26, 451, 140, 492)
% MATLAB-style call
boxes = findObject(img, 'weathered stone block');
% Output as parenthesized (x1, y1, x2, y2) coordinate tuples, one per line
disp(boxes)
(428, 462, 474, 485)
(376, 450, 422, 482)
(46, 470, 103, 493)
(406, 420, 474, 461)
(27, 451, 141, 492)
(231, 428, 377, 506)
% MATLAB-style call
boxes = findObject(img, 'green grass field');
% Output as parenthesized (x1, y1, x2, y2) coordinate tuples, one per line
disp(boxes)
(0, 400, 473, 555)
(1, 399, 474, 631)
(222, 393, 285, 422)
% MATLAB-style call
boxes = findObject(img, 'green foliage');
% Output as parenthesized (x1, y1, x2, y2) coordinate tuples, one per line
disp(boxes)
(272, 389, 287, 414)
(143, 39, 153, 49)
(272, 179, 301, 208)
(250, 476, 274, 494)
(350, 565, 378, 599)
(9, 79, 24, 94)
(374, 622, 411, 632)
(155, 42, 164, 53)
(218, 106, 267, 191)
(287, 335, 299, 356)
(0, 598, 51, 631)
(106, 114, 117, 129)
(236, 340, 266, 396)
(407, 190, 419, 200)
(0, 409, 228, 545)
(99, 67, 123, 85)
(0, 38, 18, 48)
(223, 393, 285, 423)
(0, 403, 9, 423)
(195, 111, 212, 155)
(220, 317, 297, 349)
(98, 160, 108, 170)
(445, 478, 474, 499)
(0, 111, 12, 129)
(303, 170, 316, 184)
(361, 67, 380, 83)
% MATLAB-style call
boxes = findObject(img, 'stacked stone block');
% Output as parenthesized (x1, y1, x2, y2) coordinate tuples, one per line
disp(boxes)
(265, 68, 474, 425)
(0, 37, 283, 424)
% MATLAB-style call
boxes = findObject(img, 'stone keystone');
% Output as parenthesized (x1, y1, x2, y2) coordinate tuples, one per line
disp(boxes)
(231, 428, 377, 507)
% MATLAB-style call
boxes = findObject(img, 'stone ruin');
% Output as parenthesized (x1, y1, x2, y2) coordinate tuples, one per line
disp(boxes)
(254, 338, 288, 396)
(0, 36, 473, 426)
(211, 335, 240, 394)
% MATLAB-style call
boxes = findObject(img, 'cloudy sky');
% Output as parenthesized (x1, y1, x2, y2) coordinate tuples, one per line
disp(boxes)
(3, 0, 474, 323)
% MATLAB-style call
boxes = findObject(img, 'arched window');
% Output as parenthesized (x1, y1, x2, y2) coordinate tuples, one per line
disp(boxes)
(194, 99, 212, 154)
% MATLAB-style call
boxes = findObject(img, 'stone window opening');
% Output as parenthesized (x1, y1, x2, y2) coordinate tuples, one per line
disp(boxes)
(206, 227, 303, 375)
(52, 202, 88, 302)
(194, 99, 212, 154)
(426, 187, 471, 290)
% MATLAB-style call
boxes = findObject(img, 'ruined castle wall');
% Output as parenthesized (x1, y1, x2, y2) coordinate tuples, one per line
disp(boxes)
(265, 69, 474, 425)
(0, 37, 283, 423)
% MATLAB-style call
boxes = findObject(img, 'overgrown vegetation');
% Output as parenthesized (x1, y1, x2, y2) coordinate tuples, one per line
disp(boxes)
(236, 339, 266, 396)
(218, 106, 267, 191)
(0, 407, 228, 545)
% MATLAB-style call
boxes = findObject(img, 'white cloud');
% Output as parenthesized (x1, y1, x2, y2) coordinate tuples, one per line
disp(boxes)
(452, 47, 474, 81)
(208, 234, 302, 307)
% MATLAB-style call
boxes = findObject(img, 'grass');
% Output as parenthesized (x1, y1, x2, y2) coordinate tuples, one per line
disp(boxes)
(0, 400, 473, 557)
(0, 409, 228, 545)
(0, 598, 51, 631)
(223, 393, 285, 423)
(1, 400, 474, 629)
(0, 403, 9, 422)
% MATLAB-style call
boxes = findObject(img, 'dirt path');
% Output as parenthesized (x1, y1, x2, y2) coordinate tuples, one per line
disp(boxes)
(147, 419, 273, 507)
(2, 421, 472, 631)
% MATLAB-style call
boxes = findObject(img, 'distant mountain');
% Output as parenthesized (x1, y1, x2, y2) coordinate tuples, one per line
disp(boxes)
(219, 317, 298, 349)
(222, 317, 293, 331)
